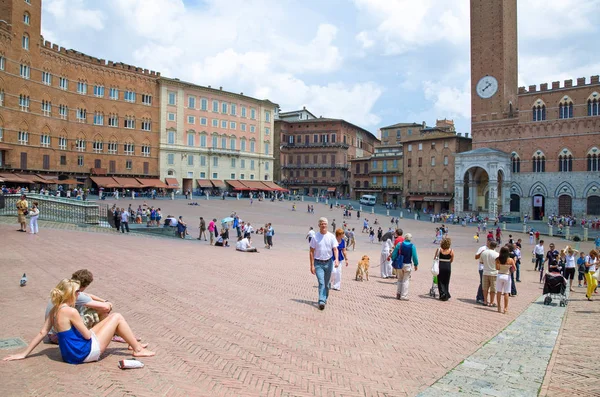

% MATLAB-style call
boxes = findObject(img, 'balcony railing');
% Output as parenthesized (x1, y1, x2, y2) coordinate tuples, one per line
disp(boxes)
(280, 179, 348, 186)
(281, 142, 350, 149)
(282, 163, 349, 170)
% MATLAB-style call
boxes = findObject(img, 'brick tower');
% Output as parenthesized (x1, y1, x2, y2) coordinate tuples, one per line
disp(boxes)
(470, 0, 518, 129)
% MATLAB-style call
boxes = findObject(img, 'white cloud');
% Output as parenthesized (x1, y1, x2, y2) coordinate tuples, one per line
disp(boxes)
(45, 0, 105, 31)
(518, 0, 599, 39)
(356, 31, 374, 49)
(353, 0, 469, 55)
(423, 80, 471, 120)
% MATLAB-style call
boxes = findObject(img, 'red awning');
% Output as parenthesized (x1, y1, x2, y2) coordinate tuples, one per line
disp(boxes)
(113, 177, 144, 188)
(226, 180, 251, 190)
(197, 179, 213, 188)
(16, 174, 51, 184)
(241, 181, 267, 190)
(408, 196, 424, 202)
(424, 196, 452, 202)
(0, 143, 14, 150)
(165, 178, 179, 188)
(210, 180, 225, 188)
(90, 176, 119, 188)
(57, 179, 82, 185)
(327, 187, 336, 192)
(261, 181, 288, 191)
(135, 178, 168, 188)
(0, 173, 30, 183)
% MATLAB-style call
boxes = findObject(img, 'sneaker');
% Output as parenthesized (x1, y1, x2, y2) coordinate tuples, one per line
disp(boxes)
(318, 303, 325, 310)
(476, 299, 484, 304)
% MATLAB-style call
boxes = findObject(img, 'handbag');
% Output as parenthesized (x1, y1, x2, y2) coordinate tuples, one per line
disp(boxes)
(531, 257, 535, 264)
(431, 249, 440, 276)
(391, 246, 404, 270)
(593, 269, 600, 281)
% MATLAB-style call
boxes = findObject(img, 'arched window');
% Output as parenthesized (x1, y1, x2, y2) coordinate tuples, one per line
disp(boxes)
(355, 163, 360, 174)
(588, 147, 599, 171)
(559, 97, 574, 119)
(532, 151, 545, 173)
(22, 33, 29, 50)
(532, 101, 546, 121)
(588, 92, 599, 116)
(355, 181, 360, 188)
(558, 149, 573, 172)
(511, 153, 521, 173)
(363, 181, 369, 188)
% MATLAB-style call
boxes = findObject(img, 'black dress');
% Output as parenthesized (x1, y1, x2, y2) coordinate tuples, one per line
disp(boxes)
(438, 250, 452, 301)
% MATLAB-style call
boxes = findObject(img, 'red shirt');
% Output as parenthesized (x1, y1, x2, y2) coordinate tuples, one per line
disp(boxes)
(394, 236, 404, 246)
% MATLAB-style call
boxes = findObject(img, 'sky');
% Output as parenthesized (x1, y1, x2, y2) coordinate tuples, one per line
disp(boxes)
(40, 0, 600, 137)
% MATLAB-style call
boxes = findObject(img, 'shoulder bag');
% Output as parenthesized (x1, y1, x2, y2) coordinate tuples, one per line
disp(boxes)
(391, 245, 404, 270)
(431, 249, 440, 276)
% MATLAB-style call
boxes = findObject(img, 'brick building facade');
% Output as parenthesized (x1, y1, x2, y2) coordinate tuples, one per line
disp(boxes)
(349, 146, 403, 204)
(0, 0, 161, 186)
(158, 78, 277, 192)
(276, 118, 379, 196)
(455, 0, 600, 218)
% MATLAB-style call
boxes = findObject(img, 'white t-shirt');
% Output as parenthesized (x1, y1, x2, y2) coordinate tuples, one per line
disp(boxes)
(587, 256, 597, 272)
(246, 225, 253, 234)
(307, 230, 316, 239)
(565, 254, 576, 268)
(534, 244, 545, 256)
(481, 248, 500, 276)
(120, 211, 130, 222)
(310, 231, 338, 260)
(476, 245, 487, 271)
(236, 238, 250, 250)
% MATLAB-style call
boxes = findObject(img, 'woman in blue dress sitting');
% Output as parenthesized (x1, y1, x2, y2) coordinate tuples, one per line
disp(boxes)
(4, 279, 155, 364)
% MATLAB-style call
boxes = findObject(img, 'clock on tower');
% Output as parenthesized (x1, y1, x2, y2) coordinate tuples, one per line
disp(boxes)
(470, 0, 518, 121)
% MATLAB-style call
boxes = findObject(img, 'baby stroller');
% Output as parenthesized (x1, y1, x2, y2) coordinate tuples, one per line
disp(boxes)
(543, 272, 568, 307)
(429, 275, 438, 298)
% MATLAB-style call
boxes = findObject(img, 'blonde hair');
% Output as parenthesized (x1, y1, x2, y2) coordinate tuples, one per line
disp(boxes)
(50, 279, 80, 309)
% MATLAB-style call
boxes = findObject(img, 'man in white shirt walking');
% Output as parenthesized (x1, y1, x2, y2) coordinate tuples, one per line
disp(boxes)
(533, 240, 545, 271)
(480, 240, 499, 307)
(475, 241, 489, 304)
(120, 207, 130, 233)
(309, 217, 339, 310)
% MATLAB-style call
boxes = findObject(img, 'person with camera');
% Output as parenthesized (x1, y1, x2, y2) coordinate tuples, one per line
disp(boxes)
(16, 194, 28, 232)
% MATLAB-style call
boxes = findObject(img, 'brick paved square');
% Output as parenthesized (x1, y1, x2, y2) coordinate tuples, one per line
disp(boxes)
(1, 199, 594, 396)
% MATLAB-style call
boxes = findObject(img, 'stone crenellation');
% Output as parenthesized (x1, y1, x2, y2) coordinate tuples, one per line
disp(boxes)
(518, 75, 600, 94)
(41, 39, 160, 77)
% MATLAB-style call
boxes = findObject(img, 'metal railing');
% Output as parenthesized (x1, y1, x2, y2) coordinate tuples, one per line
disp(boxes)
(0, 193, 104, 225)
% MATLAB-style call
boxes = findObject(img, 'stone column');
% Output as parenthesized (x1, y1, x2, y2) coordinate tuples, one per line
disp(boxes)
(468, 169, 476, 212)
(502, 182, 511, 215)
(583, 227, 588, 241)
(488, 179, 499, 219)
(454, 182, 464, 214)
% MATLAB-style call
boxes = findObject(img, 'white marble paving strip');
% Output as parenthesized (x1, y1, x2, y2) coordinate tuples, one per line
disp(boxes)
(418, 294, 567, 397)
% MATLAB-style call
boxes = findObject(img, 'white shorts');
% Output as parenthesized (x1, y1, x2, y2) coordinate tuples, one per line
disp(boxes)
(496, 274, 511, 294)
(83, 331, 101, 363)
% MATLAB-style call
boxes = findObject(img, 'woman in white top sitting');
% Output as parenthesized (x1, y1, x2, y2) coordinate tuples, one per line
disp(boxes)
(236, 236, 258, 252)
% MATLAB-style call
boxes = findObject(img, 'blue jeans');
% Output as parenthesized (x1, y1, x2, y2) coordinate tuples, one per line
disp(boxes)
(314, 258, 333, 304)
(516, 260, 521, 281)
(476, 269, 484, 301)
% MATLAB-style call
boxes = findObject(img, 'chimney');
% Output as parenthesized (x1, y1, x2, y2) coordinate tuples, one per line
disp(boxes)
(422, 121, 426, 129)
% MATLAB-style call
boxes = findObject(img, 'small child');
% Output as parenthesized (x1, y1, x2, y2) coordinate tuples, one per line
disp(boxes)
(577, 251, 586, 287)
(369, 228, 375, 243)
(474, 232, 480, 243)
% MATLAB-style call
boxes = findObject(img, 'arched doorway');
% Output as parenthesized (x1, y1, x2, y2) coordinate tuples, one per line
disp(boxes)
(510, 194, 520, 212)
(463, 167, 489, 213)
(533, 195, 545, 220)
(587, 196, 600, 215)
(558, 195, 572, 216)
